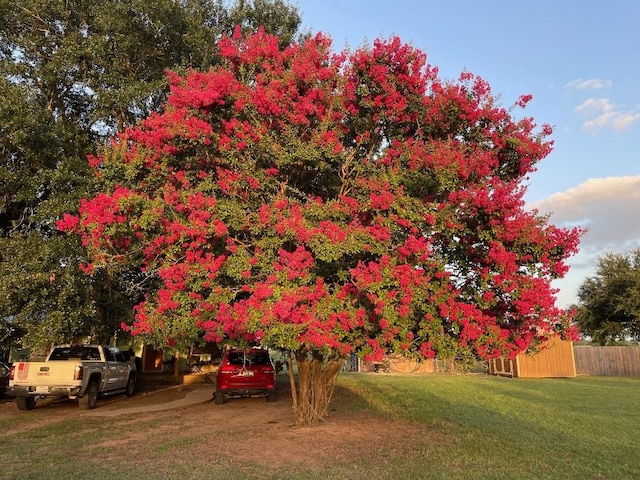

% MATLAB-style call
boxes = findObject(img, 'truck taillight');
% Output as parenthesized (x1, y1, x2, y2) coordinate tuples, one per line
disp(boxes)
(74, 365, 84, 380)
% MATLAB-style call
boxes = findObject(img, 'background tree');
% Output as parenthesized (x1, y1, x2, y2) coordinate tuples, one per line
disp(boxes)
(61, 30, 582, 425)
(226, 0, 303, 49)
(0, 0, 302, 351)
(0, 77, 98, 349)
(575, 249, 640, 345)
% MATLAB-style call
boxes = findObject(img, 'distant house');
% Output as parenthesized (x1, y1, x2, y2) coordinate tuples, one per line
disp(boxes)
(137, 342, 222, 374)
(488, 336, 576, 378)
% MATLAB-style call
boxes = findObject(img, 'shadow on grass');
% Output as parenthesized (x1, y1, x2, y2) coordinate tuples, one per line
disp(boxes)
(331, 372, 640, 479)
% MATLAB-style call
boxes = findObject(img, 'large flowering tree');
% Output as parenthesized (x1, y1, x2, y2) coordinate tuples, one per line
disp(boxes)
(59, 29, 581, 425)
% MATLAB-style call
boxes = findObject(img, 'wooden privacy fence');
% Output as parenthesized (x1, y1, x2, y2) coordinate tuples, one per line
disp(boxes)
(573, 346, 640, 377)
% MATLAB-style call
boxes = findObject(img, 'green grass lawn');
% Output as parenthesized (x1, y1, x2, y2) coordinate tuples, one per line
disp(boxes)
(1, 374, 638, 479)
(333, 374, 640, 479)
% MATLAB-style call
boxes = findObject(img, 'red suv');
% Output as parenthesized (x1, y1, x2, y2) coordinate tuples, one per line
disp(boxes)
(214, 348, 276, 404)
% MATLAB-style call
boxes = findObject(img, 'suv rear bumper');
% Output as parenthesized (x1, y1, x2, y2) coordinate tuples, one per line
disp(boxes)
(218, 387, 274, 398)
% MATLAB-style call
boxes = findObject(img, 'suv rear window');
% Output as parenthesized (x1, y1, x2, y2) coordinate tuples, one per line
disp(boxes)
(227, 351, 270, 366)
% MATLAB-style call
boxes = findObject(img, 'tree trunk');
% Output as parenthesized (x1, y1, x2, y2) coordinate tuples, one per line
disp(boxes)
(173, 350, 181, 377)
(287, 350, 345, 426)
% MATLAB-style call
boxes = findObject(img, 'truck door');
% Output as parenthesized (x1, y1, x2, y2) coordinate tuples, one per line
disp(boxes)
(113, 349, 130, 388)
(103, 347, 125, 389)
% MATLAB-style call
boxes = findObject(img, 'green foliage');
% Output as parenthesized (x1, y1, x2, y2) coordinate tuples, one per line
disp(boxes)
(0, 76, 97, 350)
(0, 317, 23, 359)
(0, 0, 303, 349)
(227, 0, 302, 48)
(575, 249, 640, 345)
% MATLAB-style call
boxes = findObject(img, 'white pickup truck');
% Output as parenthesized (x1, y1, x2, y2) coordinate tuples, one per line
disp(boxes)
(8, 344, 136, 410)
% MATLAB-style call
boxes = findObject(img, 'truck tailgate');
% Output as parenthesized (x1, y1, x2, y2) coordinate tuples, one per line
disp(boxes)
(11, 361, 81, 387)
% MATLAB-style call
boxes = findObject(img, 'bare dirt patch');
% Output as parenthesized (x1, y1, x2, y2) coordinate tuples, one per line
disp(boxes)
(0, 376, 434, 472)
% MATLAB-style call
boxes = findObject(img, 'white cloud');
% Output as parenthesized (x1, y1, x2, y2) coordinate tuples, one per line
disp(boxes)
(575, 98, 640, 132)
(529, 176, 640, 306)
(531, 176, 640, 250)
(565, 78, 613, 90)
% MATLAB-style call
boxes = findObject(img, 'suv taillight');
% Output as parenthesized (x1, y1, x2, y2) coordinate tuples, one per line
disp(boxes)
(9, 365, 15, 381)
(74, 365, 84, 380)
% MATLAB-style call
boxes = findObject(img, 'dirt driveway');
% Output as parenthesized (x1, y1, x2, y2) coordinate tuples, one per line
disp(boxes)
(0, 376, 423, 472)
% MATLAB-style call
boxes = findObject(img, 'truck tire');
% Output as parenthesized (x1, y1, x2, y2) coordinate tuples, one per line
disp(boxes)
(125, 373, 136, 397)
(16, 396, 36, 411)
(79, 381, 98, 410)
(214, 390, 224, 405)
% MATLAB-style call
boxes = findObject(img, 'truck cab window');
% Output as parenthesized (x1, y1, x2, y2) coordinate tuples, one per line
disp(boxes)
(103, 349, 116, 362)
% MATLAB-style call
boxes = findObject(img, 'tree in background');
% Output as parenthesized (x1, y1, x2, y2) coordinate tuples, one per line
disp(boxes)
(575, 249, 640, 345)
(61, 30, 582, 424)
(0, 77, 98, 349)
(0, 0, 302, 351)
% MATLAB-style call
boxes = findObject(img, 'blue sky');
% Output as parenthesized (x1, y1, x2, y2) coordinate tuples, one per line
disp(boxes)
(295, 0, 640, 307)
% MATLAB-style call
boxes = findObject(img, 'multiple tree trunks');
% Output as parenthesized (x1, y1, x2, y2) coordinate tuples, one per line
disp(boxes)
(288, 351, 345, 426)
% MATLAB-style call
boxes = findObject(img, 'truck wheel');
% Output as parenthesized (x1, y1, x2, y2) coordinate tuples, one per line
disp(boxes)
(125, 374, 136, 397)
(16, 396, 36, 411)
(214, 390, 224, 405)
(79, 381, 98, 410)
